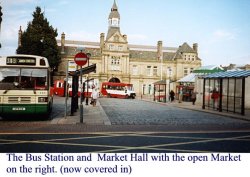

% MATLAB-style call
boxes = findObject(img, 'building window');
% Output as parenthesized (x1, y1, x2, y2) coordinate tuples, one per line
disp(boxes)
(110, 59, 120, 71)
(153, 66, 158, 76)
(109, 44, 114, 50)
(118, 46, 123, 51)
(132, 65, 138, 75)
(146, 66, 152, 76)
(190, 68, 194, 73)
(167, 67, 172, 78)
(184, 68, 188, 76)
(142, 84, 146, 95)
(148, 84, 152, 94)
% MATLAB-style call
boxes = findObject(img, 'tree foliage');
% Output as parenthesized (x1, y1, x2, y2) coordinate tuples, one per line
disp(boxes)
(0, 5, 2, 48)
(16, 7, 60, 71)
(0, 5, 2, 23)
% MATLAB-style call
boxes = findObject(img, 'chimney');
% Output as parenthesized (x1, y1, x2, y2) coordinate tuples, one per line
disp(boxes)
(61, 32, 65, 54)
(18, 26, 22, 47)
(157, 41, 163, 60)
(100, 33, 105, 51)
(193, 43, 198, 53)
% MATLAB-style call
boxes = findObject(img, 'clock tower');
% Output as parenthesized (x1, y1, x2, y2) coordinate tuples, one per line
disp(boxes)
(108, 0, 120, 28)
(100, 0, 130, 83)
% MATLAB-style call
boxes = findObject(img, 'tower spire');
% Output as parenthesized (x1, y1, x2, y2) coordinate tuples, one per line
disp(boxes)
(106, 0, 123, 40)
(111, 0, 118, 11)
(108, 0, 120, 28)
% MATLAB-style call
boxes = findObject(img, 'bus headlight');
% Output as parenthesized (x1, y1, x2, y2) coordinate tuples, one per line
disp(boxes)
(38, 97, 48, 102)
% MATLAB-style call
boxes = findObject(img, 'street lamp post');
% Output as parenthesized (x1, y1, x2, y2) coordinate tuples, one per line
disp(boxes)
(160, 55, 163, 80)
(168, 67, 172, 102)
(85, 53, 91, 105)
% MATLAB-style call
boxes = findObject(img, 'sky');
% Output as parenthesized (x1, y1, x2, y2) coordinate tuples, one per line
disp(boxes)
(0, 0, 250, 66)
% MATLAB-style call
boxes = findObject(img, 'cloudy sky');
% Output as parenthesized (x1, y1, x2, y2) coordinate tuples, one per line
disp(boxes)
(1, 0, 250, 66)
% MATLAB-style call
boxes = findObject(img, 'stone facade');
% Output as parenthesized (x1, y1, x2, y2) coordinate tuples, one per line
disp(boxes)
(55, 1, 202, 96)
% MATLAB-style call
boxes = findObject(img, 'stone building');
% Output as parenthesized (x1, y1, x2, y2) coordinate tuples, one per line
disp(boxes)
(55, 0, 202, 96)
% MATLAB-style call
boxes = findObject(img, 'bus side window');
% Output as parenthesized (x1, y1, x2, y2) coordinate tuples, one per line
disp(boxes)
(40, 59, 46, 66)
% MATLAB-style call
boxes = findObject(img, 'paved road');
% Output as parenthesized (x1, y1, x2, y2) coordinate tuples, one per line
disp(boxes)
(0, 131, 250, 152)
(100, 98, 250, 129)
(1, 97, 250, 152)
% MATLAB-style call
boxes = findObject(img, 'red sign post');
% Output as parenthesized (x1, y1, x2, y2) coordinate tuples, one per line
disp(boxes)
(74, 52, 88, 123)
(74, 52, 88, 66)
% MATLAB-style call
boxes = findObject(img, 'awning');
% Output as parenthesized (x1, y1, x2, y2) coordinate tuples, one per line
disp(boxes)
(153, 80, 166, 85)
(177, 73, 196, 83)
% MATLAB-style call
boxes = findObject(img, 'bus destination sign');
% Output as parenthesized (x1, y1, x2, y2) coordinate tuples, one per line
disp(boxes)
(6, 57, 36, 65)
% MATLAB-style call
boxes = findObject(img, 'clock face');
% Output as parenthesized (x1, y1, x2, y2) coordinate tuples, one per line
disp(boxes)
(113, 19, 118, 25)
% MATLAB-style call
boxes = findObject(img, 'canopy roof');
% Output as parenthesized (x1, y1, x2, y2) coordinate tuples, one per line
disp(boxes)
(204, 70, 250, 79)
(193, 65, 224, 74)
(153, 80, 166, 85)
(177, 73, 196, 83)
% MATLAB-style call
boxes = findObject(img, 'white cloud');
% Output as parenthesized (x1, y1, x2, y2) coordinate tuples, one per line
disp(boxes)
(62, 30, 99, 42)
(212, 29, 235, 40)
(229, 55, 250, 65)
(58, 0, 70, 6)
(126, 34, 148, 44)
(1, 0, 38, 6)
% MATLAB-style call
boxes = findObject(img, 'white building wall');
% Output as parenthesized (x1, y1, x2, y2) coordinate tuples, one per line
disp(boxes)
(195, 77, 204, 105)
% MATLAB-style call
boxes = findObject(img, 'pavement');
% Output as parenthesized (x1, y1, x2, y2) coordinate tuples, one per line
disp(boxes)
(51, 100, 111, 125)
(51, 97, 250, 125)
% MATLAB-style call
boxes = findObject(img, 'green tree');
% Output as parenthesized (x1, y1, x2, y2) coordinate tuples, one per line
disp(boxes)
(0, 5, 2, 24)
(0, 5, 3, 48)
(17, 7, 60, 71)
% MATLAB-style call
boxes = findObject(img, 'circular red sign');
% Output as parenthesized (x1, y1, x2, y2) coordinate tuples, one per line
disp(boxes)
(74, 52, 88, 66)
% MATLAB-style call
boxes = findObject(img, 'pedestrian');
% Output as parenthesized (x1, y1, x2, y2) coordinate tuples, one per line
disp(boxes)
(90, 88, 99, 107)
(178, 87, 183, 103)
(211, 88, 219, 109)
(169, 90, 175, 102)
(191, 90, 197, 105)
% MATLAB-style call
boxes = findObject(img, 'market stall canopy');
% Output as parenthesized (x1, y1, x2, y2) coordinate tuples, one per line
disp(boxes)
(177, 73, 196, 83)
(204, 70, 250, 79)
(193, 65, 224, 74)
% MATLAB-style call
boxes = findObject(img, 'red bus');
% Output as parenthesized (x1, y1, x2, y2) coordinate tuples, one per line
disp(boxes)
(53, 79, 95, 97)
(101, 82, 136, 99)
(53, 80, 65, 97)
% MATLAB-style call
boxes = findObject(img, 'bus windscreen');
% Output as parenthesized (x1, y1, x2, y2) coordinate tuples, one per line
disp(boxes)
(0, 68, 48, 90)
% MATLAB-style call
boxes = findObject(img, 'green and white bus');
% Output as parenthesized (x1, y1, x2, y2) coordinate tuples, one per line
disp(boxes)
(0, 55, 53, 119)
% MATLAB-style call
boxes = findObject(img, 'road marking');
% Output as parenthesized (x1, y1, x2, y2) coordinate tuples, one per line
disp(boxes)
(1, 133, 249, 152)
